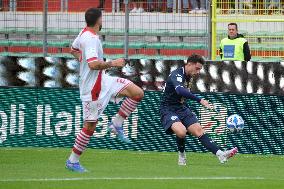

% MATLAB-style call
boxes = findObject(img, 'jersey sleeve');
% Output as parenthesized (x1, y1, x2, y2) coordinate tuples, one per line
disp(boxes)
(169, 72, 184, 89)
(84, 36, 100, 63)
(169, 71, 201, 102)
(71, 35, 80, 52)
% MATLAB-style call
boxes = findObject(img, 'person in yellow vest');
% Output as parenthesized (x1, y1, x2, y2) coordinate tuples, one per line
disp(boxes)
(220, 23, 251, 61)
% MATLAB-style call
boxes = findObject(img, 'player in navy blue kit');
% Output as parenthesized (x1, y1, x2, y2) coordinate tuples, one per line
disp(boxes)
(160, 54, 238, 166)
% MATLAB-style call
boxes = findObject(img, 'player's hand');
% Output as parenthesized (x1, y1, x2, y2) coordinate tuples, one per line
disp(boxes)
(111, 58, 125, 68)
(200, 99, 212, 109)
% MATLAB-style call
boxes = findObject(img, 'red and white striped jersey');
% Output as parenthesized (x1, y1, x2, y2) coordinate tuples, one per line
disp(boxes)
(71, 27, 105, 102)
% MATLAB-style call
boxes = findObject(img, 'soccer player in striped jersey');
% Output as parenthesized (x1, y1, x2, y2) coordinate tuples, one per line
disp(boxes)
(66, 8, 144, 172)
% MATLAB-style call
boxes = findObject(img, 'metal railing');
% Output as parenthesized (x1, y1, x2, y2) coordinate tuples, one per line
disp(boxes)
(0, 0, 210, 60)
(0, 1, 283, 61)
(212, 0, 284, 60)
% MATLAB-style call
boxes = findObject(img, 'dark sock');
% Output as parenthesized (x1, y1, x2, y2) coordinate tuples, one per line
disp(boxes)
(198, 134, 220, 154)
(176, 136, 185, 153)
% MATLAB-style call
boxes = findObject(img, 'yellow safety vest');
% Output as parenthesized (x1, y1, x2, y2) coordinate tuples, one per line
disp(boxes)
(220, 37, 247, 61)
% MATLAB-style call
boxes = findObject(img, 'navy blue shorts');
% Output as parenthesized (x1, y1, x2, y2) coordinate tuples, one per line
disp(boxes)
(160, 105, 198, 134)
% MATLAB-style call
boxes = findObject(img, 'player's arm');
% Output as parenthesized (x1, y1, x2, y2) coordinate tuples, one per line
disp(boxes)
(219, 40, 223, 59)
(175, 86, 201, 102)
(70, 36, 81, 60)
(70, 48, 80, 60)
(85, 37, 126, 70)
(170, 73, 211, 108)
(88, 58, 125, 70)
(175, 86, 211, 109)
(219, 48, 223, 59)
(243, 41, 251, 61)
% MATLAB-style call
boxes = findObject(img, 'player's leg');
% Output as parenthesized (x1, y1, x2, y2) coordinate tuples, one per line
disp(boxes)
(179, 107, 237, 163)
(187, 123, 222, 155)
(66, 121, 96, 172)
(108, 82, 144, 143)
(187, 123, 238, 163)
(116, 82, 144, 114)
(171, 122, 187, 166)
(161, 109, 187, 166)
(66, 101, 100, 172)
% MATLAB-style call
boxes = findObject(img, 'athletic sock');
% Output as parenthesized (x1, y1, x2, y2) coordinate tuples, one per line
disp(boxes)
(176, 136, 185, 153)
(113, 97, 141, 127)
(112, 114, 125, 127)
(69, 127, 94, 163)
(198, 133, 220, 155)
(69, 151, 80, 163)
(216, 150, 224, 156)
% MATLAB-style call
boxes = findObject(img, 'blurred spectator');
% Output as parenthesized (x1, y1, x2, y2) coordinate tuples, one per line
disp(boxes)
(219, 23, 251, 61)
(189, 0, 207, 14)
(147, 0, 163, 12)
(97, 0, 104, 10)
(167, 0, 189, 13)
(217, 0, 234, 14)
(264, 0, 281, 14)
(240, 0, 254, 14)
(9, 0, 16, 11)
(131, 0, 145, 13)
(98, 0, 125, 12)
(61, 0, 68, 12)
(0, 0, 3, 11)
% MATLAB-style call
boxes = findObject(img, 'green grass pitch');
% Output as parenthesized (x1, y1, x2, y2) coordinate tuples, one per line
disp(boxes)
(0, 147, 284, 189)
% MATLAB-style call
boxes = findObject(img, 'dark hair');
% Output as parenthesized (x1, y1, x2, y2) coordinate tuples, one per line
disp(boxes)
(85, 8, 102, 27)
(186, 53, 205, 65)
(228, 23, 238, 30)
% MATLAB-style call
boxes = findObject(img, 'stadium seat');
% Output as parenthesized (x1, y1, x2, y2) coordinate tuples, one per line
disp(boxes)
(0, 41, 11, 46)
(251, 31, 269, 37)
(16, 28, 39, 34)
(129, 29, 147, 36)
(1, 28, 283, 39)
(47, 28, 79, 35)
(103, 41, 124, 48)
(273, 32, 284, 37)
(183, 43, 207, 49)
(0, 28, 16, 34)
(0, 39, 208, 51)
(0, 25, 282, 62)
(128, 42, 146, 49)
(106, 28, 125, 36)
(145, 30, 169, 37)
(47, 41, 70, 48)
(146, 42, 165, 49)
(164, 43, 184, 49)
(10, 41, 30, 46)
(29, 41, 44, 47)
(169, 30, 207, 37)
(250, 44, 283, 51)
(145, 42, 206, 50)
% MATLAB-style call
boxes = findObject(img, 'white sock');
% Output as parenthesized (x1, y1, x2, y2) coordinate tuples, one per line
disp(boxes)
(216, 150, 224, 156)
(112, 114, 125, 127)
(69, 151, 80, 163)
(179, 151, 186, 157)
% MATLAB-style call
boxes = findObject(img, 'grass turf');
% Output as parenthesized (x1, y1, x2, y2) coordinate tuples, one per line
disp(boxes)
(0, 147, 283, 189)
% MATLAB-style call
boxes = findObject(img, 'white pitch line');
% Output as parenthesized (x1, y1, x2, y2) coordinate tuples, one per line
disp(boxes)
(0, 177, 267, 182)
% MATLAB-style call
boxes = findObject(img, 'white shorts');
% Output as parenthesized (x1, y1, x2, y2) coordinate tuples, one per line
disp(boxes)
(82, 76, 132, 122)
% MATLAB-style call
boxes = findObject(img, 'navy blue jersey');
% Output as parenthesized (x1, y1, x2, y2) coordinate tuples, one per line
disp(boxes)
(160, 67, 194, 107)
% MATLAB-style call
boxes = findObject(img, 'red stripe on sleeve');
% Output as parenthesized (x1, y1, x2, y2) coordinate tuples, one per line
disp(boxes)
(71, 46, 80, 52)
(87, 57, 98, 63)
